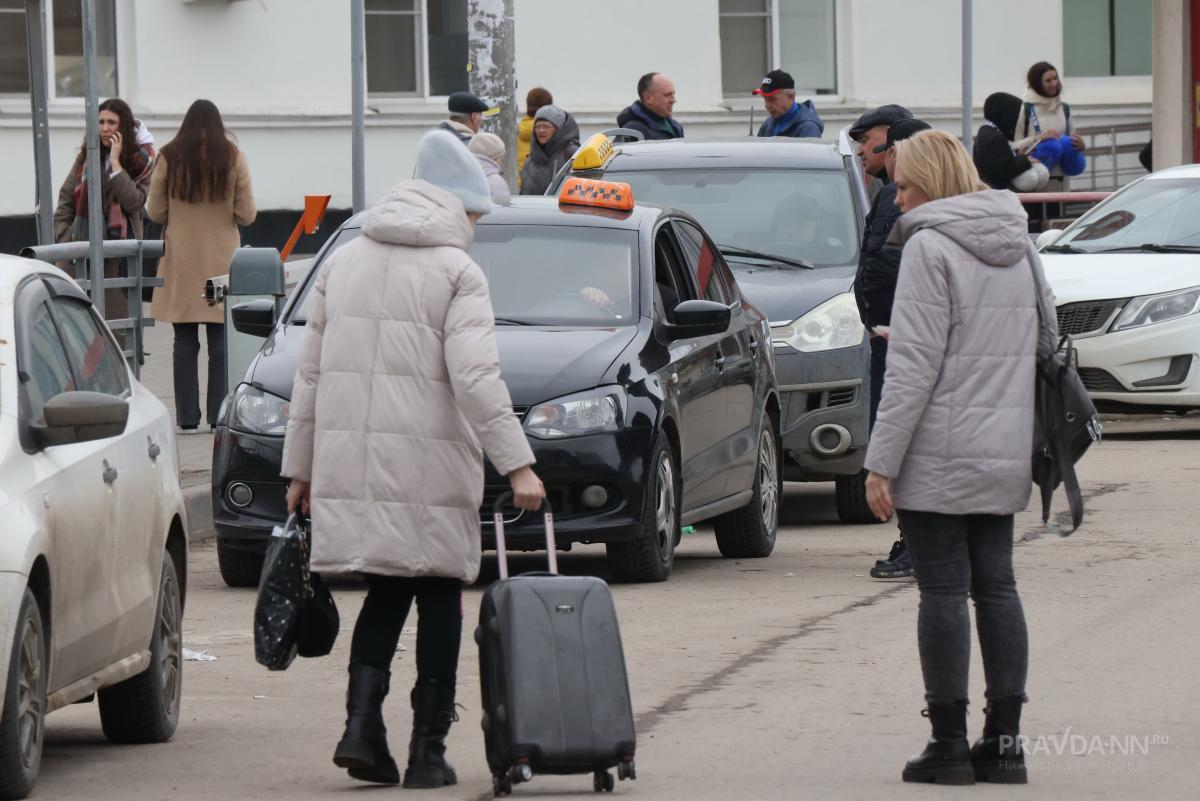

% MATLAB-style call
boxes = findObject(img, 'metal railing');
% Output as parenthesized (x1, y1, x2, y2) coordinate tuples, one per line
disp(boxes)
(18, 240, 165, 378)
(1072, 122, 1153, 192)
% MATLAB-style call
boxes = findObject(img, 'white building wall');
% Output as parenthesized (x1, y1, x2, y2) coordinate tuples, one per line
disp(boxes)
(0, 0, 1154, 220)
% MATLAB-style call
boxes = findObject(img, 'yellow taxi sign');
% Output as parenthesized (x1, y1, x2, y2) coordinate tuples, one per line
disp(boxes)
(558, 177, 635, 212)
(571, 132, 617, 171)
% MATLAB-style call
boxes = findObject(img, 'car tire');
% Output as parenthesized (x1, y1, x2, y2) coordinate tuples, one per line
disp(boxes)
(217, 541, 264, 588)
(606, 436, 679, 583)
(835, 470, 884, 525)
(0, 589, 46, 801)
(98, 552, 182, 745)
(713, 415, 780, 559)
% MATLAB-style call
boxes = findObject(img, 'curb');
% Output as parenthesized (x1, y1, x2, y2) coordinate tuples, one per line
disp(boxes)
(185, 484, 216, 544)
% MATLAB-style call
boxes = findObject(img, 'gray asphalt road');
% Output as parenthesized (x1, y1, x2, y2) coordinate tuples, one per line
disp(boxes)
(32, 419, 1198, 800)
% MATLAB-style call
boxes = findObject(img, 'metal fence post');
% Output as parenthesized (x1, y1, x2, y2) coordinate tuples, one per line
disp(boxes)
(351, 0, 366, 214)
(25, 0, 54, 246)
(961, 0, 973, 152)
(81, 0, 105, 319)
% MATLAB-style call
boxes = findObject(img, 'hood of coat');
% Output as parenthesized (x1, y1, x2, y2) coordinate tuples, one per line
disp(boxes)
(361, 179, 473, 250)
(983, 92, 1022, 141)
(891, 189, 1029, 267)
(475, 154, 502, 177)
(530, 113, 581, 160)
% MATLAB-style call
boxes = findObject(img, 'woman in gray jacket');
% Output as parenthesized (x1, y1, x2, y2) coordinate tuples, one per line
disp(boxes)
(282, 130, 545, 789)
(864, 130, 1057, 786)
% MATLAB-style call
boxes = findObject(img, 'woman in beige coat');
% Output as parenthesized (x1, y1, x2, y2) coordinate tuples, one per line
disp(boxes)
(865, 131, 1056, 786)
(281, 130, 545, 789)
(147, 99, 256, 432)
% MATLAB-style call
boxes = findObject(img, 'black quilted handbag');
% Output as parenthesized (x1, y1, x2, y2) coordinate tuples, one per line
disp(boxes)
(254, 513, 339, 670)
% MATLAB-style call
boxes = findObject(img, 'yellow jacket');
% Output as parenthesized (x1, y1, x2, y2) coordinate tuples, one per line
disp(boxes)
(517, 115, 535, 186)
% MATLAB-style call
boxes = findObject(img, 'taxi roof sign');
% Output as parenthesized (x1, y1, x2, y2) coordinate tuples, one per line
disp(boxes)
(571, 132, 617, 171)
(558, 177, 635, 212)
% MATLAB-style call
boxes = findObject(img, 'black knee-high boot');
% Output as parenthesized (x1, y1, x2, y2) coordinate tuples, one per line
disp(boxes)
(332, 663, 400, 784)
(902, 701, 975, 785)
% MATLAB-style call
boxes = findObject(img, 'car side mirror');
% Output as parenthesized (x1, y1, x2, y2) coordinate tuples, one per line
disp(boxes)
(665, 300, 731, 340)
(1036, 229, 1064, 250)
(231, 298, 278, 338)
(34, 391, 129, 448)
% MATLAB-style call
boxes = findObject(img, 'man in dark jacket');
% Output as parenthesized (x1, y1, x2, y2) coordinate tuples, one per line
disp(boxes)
(974, 92, 1048, 191)
(753, 70, 823, 138)
(849, 107, 925, 579)
(617, 72, 684, 140)
(440, 92, 489, 144)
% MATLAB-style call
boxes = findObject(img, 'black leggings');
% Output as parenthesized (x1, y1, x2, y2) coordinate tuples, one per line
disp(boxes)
(897, 510, 1029, 705)
(349, 575, 463, 686)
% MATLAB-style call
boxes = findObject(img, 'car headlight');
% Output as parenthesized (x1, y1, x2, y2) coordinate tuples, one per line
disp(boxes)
(1111, 286, 1200, 332)
(770, 292, 865, 352)
(230, 383, 289, 436)
(525, 388, 624, 439)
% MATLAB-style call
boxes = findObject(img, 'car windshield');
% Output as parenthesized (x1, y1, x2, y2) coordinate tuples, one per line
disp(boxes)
(1056, 178, 1200, 253)
(606, 168, 859, 269)
(290, 224, 637, 327)
(473, 225, 638, 326)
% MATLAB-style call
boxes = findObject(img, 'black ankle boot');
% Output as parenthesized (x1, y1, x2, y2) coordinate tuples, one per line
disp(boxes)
(332, 663, 400, 784)
(971, 694, 1028, 783)
(902, 701, 975, 785)
(403, 680, 459, 789)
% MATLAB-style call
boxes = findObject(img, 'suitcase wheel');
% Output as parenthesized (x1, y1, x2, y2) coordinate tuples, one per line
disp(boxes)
(593, 770, 615, 793)
(493, 772, 512, 797)
(618, 760, 637, 781)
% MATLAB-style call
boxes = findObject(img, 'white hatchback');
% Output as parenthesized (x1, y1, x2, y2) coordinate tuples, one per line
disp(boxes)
(1039, 165, 1200, 409)
(0, 256, 188, 799)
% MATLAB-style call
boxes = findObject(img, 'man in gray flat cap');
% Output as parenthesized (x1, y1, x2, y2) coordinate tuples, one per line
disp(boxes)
(440, 91, 490, 144)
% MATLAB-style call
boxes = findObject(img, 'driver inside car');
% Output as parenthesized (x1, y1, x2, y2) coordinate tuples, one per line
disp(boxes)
(771, 193, 844, 257)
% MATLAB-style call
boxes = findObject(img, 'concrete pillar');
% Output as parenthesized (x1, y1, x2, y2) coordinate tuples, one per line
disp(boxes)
(1152, 0, 1193, 169)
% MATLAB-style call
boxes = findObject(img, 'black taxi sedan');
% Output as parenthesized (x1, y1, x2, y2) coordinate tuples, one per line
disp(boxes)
(211, 179, 781, 584)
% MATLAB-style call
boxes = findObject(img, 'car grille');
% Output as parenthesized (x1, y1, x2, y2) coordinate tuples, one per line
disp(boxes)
(825, 387, 858, 408)
(1057, 299, 1126, 337)
(480, 486, 567, 524)
(1078, 368, 1125, 393)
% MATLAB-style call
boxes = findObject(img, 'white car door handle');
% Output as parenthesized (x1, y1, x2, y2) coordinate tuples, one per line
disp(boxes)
(102, 460, 118, 484)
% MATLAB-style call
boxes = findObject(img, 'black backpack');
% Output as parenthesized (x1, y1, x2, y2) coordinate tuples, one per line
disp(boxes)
(1026, 246, 1101, 534)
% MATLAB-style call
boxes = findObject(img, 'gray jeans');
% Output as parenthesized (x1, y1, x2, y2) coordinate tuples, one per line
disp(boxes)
(896, 510, 1029, 704)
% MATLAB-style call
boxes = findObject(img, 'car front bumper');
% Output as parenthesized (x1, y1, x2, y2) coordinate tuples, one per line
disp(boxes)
(1074, 315, 1200, 408)
(211, 424, 657, 553)
(772, 340, 871, 479)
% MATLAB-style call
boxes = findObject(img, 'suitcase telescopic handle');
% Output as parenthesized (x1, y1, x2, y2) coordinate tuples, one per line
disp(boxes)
(492, 492, 557, 580)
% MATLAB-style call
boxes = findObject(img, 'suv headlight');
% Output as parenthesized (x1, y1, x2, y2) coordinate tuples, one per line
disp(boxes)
(770, 292, 864, 352)
(1111, 286, 1200, 332)
(525, 388, 624, 439)
(230, 383, 289, 436)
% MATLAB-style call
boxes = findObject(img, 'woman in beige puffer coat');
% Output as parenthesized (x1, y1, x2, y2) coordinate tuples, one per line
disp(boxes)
(281, 130, 545, 789)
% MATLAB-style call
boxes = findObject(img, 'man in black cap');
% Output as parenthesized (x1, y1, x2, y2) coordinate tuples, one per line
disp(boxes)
(753, 70, 823, 138)
(850, 112, 930, 580)
(440, 91, 490, 144)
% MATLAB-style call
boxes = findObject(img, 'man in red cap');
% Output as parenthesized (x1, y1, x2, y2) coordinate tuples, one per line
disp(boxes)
(753, 70, 824, 138)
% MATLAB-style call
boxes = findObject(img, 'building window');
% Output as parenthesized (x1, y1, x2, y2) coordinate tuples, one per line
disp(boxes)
(0, 0, 118, 97)
(1063, 0, 1151, 77)
(366, 0, 468, 97)
(718, 0, 837, 97)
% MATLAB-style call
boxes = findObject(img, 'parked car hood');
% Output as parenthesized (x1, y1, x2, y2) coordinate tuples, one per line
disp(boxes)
(244, 321, 638, 407)
(496, 326, 639, 406)
(1040, 253, 1200, 304)
(726, 261, 856, 323)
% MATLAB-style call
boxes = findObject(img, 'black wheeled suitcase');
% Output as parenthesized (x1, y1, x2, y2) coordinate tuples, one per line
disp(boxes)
(476, 493, 637, 797)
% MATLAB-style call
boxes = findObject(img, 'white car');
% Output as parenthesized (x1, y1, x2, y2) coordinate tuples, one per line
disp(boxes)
(0, 256, 187, 799)
(1038, 165, 1200, 409)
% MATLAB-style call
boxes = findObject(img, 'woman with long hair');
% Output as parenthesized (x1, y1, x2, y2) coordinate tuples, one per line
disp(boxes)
(1013, 61, 1086, 179)
(147, 99, 256, 433)
(54, 97, 156, 347)
(865, 130, 1056, 786)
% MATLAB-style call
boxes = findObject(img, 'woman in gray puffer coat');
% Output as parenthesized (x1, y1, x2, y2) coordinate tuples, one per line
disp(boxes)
(282, 130, 546, 789)
(864, 130, 1057, 787)
(518, 104, 580, 195)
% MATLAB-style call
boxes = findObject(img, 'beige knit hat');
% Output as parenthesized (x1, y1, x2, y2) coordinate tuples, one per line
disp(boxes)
(468, 132, 506, 164)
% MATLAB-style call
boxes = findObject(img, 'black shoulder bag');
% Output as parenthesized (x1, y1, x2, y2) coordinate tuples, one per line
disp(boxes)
(1027, 246, 1102, 534)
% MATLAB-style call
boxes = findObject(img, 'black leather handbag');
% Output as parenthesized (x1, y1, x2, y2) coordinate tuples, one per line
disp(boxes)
(254, 512, 340, 670)
(1027, 247, 1101, 534)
